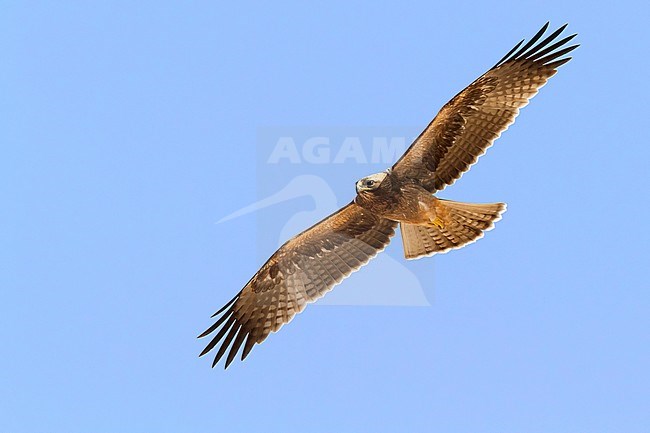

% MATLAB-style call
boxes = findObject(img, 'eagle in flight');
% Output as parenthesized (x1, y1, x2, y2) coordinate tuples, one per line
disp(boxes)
(199, 23, 578, 368)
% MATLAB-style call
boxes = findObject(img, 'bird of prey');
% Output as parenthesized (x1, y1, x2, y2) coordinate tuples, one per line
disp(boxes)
(199, 23, 578, 368)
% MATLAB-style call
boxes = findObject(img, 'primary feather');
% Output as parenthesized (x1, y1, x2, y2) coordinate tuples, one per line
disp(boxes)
(392, 22, 577, 192)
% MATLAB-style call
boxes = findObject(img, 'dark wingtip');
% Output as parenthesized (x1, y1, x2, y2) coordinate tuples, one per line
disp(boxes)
(508, 22, 549, 61)
(211, 292, 239, 317)
(536, 44, 580, 66)
(241, 334, 256, 361)
(198, 345, 211, 358)
(209, 323, 240, 368)
(492, 39, 524, 68)
(198, 290, 246, 365)
(493, 22, 578, 69)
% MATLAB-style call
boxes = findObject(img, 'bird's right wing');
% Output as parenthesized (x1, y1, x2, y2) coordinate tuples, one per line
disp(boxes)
(392, 23, 578, 192)
(198, 202, 397, 368)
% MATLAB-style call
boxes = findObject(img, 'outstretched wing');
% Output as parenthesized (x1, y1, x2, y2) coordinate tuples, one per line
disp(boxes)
(392, 22, 578, 192)
(198, 203, 397, 368)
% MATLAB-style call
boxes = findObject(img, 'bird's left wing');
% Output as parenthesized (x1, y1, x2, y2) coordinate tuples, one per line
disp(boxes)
(198, 202, 397, 368)
(392, 23, 578, 192)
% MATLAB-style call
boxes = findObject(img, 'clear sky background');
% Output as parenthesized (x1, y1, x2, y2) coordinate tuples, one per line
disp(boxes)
(2, 1, 649, 432)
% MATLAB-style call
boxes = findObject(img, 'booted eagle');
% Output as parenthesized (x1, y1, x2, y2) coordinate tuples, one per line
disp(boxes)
(199, 23, 578, 368)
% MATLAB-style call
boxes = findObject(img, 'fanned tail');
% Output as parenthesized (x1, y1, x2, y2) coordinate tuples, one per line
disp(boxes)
(400, 200, 506, 260)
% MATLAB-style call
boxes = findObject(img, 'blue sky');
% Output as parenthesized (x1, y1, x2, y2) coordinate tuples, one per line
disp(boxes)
(2, 1, 649, 432)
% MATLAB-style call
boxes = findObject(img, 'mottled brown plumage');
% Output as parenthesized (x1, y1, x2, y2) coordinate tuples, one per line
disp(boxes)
(199, 23, 577, 368)
(198, 203, 397, 367)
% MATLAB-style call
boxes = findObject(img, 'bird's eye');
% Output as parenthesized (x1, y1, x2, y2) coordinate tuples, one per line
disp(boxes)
(365, 180, 375, 187)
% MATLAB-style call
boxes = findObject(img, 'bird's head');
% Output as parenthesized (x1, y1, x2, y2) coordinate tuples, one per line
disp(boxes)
(355, 170, 389, 194)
